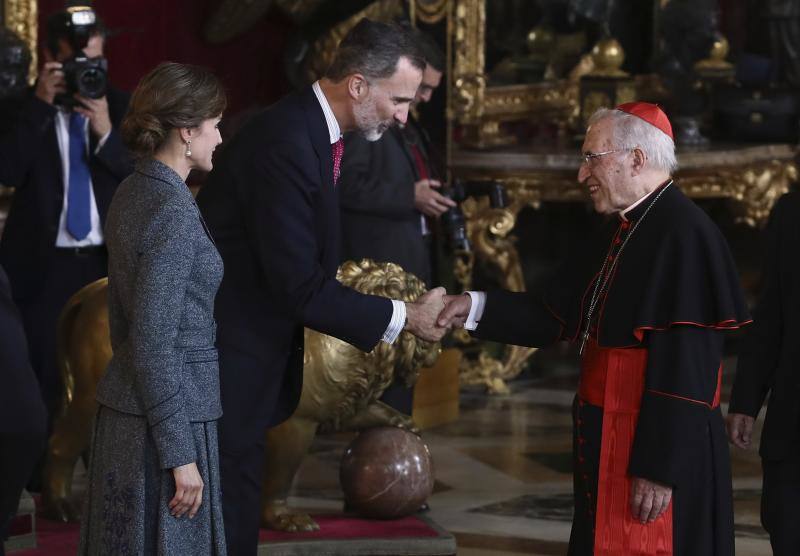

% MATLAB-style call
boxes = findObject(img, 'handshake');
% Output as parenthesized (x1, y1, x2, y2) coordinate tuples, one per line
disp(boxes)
(404, 288, 475, 342)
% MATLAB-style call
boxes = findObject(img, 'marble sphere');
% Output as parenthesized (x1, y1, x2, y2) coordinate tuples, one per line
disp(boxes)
(340, 427, 434, 519)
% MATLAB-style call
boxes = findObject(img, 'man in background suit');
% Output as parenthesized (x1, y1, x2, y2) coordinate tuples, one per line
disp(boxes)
(0, 263, 46, 555)
(0, 30, 47, 553)
(0, 7, 131, 431)
(197, 19, 448, 555)
(727, 191, 800, 555)
(338, 28, 451, 415)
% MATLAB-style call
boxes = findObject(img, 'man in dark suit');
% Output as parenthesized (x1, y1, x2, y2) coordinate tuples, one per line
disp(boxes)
(338, 28, 452, 415)
(727, 191, 800, 555)
(0, 32, 47, 551)
(0, 6, 131, 429)
(197, 19, 448, 555)
(0, 264, 46, 556)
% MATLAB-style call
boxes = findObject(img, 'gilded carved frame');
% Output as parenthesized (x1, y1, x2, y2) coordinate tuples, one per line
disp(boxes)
(450, 0, 578, 149)
(3, 0, 37, 82)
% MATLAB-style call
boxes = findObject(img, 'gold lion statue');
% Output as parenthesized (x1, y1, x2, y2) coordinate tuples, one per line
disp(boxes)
(41, 259, 440, 532)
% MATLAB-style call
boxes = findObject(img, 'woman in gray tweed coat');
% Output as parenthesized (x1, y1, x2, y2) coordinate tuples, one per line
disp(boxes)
(78, 62, 227, 555)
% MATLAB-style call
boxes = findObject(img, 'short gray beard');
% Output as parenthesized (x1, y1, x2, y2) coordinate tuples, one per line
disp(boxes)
(354, 94, 384, 142)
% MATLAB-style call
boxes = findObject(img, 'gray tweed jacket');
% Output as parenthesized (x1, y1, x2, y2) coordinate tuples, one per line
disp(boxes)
(96, 158, 224, 469)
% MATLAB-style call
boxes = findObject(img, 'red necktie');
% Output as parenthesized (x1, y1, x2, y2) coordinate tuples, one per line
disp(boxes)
(332, 138, 344, 186)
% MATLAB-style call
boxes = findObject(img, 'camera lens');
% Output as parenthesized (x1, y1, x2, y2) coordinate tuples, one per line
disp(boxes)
(77, 67, 107, 99)
(442, 205, 471, 252)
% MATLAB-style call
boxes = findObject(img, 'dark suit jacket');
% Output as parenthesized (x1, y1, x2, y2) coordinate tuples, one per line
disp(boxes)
(0, 263, 46, 436)
(338, 123, 431, 285)
(196, 86, 392, 431)
(0, 89, 132, 302)
(730, 192, 800, 461)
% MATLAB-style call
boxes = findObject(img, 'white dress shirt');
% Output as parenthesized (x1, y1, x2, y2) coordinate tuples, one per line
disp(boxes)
(311, 81, 406, 344)
(54, 109, 109, 247)
(463, 189, 661, 330)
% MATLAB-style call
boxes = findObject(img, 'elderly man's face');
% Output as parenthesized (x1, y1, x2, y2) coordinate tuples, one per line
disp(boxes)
(578, 118, 635, 214)
(354, 56, 422, 141)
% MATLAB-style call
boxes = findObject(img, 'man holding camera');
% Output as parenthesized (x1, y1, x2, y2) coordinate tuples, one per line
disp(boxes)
(0, 6, 131, 433)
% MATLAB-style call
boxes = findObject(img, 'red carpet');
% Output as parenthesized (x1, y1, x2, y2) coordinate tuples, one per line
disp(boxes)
(9, 514, 450, 555)
(11, 518, 78, 556)
(259, 514, 441, 542)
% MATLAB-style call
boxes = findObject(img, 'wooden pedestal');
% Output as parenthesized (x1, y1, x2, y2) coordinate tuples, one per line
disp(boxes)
(412, 349, 461, 430)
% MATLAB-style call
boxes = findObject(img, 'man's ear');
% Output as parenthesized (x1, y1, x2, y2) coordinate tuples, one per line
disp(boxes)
(347, 73, 369, 100)
(631, 147, 647, 176)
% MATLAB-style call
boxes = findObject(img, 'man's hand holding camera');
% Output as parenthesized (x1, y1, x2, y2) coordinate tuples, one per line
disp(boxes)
(35, 61, 66, 105)
(74, 94, 111, 138)
(35, 61, 111, 139)
(414, 179, 457, 217)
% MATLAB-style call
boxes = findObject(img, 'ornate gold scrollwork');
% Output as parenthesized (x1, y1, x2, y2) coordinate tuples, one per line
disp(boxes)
(4, 0, 37, 83)
(455, 194, 540, 394)
(451, 0, 485, 124)
(450, 0, 579, 149)
(414, 0, 449, 24)
(681, 159, 798, 228)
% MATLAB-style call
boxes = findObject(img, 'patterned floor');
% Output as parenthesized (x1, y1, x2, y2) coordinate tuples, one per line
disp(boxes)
(288, 342, 772, 555)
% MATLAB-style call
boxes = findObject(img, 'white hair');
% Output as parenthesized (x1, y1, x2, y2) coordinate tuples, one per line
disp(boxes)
(588, 108, 678, 174)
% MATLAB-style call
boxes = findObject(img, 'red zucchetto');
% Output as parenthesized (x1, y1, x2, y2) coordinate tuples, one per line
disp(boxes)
(615, 102, 674, 141)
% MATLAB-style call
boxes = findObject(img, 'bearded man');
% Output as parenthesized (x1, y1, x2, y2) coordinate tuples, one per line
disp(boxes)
(439, 103, 750, 555)
(197, 19, 448, 556)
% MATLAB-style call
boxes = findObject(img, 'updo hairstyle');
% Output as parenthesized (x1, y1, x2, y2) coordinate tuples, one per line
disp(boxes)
(121, 62, 227, 157)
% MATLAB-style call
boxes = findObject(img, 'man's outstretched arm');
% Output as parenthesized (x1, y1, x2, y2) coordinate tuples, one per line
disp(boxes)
(438, 290, 563, 348)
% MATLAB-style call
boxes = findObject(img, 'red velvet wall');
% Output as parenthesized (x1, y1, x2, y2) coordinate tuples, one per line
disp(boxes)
(37, 0, 293, 116)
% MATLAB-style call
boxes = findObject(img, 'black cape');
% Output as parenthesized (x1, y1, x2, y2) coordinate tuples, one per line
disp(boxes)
(544, 181, 750, 347)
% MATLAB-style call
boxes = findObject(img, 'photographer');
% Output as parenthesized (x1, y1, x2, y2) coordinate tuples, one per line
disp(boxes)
(338, 27, 451, 415)
(0, 5, 131, 441)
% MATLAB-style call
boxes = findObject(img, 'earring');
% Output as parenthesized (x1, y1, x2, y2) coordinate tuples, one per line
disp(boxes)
(185, 140, 192, 157)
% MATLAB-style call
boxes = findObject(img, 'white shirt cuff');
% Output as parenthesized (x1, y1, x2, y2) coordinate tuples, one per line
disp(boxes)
(381, 299, 407, 344)
(94, 130, 111, 155)
(464, 291, 486, 331)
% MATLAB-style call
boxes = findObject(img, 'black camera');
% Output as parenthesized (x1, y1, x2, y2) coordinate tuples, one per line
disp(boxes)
(440, 179, 508, 252)
(48, 6, 108, 106)
(61, 55, 107, 100)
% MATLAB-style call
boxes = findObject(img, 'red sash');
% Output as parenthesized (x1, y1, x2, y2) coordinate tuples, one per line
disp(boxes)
(578, 340, 722, 555)
(581, 341, 672, 555)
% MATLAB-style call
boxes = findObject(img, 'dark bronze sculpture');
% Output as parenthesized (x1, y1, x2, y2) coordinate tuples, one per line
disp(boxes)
(0, 27, 31, 100)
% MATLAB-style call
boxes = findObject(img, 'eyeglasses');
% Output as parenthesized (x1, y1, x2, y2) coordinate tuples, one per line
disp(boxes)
(581, 149, 629, 166)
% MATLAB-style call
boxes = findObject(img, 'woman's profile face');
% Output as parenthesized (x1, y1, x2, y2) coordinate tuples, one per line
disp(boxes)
(189, 116, 223, 172)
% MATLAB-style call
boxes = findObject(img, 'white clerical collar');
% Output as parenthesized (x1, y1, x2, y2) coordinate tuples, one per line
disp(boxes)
(619, 180, 672, 221)
(312, 80, 342, 144)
